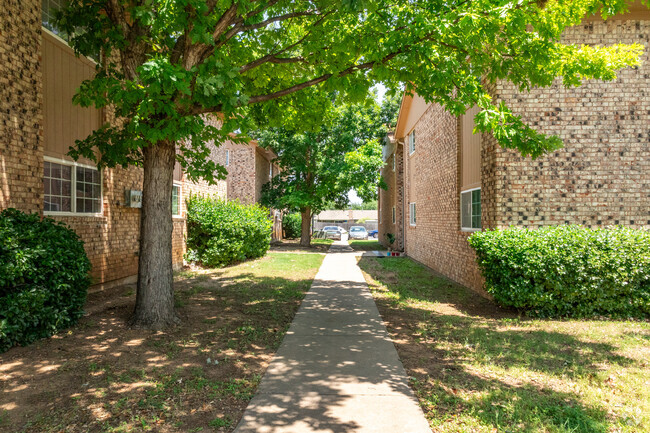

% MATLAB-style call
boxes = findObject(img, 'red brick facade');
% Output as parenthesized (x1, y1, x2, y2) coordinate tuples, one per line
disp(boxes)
(0, 0, 228, 286)
(381, 17, 650, 295)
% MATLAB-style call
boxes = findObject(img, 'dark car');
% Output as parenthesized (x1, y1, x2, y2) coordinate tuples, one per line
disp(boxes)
(368, 230, 378, 238)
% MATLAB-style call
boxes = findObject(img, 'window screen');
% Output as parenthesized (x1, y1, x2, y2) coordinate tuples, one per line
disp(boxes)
(461, 189, 481, 229)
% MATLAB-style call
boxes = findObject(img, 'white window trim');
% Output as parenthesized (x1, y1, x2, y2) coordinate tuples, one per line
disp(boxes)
(225, 149, 230, 166)
(172, 182, 183, 218)
(409, 202, 416, 226)
(44, 156, 103, 217)
(392, 206, 396, 224)
(392, 154, 396, 171)
(408, 130, 416, 155)
(460, 187, 482, 232)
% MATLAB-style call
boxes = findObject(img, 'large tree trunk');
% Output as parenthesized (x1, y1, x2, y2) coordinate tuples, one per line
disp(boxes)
(300, 207, 312, 247)
(131, 140, 180, 329)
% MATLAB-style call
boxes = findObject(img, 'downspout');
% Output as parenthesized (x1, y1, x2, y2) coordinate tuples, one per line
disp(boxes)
(402, 140, 406, 254)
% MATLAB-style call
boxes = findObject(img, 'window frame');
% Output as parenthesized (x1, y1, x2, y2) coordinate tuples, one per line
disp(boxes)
(172, 182, 182, 217)
(409, 202, 416, 226)
(460, 187, 482, 232)
(225, 149, 230, 166)
(392, 154, 396, 171)
(44, 156, 103, 217)
(392, 206, 396, 224)
(408, 130, 416, 155)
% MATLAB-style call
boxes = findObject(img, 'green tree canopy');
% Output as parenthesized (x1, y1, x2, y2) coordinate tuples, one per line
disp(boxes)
(254, 95, 391, 244)
(56, 0, 646, 328)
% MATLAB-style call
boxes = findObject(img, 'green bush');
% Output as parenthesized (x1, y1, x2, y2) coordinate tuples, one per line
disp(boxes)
(185, 196, 273, 267)
(469, 225, 650, 318)
(282, 213, 302, 239)
(0, 208, 91, 352)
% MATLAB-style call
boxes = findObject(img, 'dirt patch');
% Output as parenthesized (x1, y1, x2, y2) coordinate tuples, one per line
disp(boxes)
(0, 253, 324, 433)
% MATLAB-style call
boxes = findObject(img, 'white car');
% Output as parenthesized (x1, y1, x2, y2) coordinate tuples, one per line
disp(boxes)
(349, 226, 368, 240)
(323, 226, 347, 234)
(323, 228, 342, 240)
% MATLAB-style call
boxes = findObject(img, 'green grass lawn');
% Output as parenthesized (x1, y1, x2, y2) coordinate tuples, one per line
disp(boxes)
(348, 240, 383, 251)
(2, 252, 325, 433)
(310, 238, 334, 246)
(359, 257, 650, 433)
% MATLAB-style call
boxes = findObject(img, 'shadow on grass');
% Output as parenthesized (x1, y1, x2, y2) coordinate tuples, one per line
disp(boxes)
(348, 240, 384, 251)
(1, 256, 322, 433)
(358, 256, 638, 433)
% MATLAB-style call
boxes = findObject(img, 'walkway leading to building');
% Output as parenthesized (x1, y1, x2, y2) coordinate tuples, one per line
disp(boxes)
(233, 240, 432, 433)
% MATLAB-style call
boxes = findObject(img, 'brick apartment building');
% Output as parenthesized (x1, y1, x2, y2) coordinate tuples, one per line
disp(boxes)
(0, 0, 278, 287)
(379, 7, 650, 294)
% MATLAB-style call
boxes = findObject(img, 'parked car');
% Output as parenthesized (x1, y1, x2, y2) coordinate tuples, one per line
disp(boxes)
(368, 230, 378, 238)
(323, 226, 347, 235)
(349, 226, 368, 240)
(324, 229, 342, 240)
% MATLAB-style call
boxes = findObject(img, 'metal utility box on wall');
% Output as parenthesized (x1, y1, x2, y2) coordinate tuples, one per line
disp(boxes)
(125, 189, 143, 208)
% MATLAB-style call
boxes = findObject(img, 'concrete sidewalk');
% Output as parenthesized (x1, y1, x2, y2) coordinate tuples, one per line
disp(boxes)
(233, 241, 431, 433)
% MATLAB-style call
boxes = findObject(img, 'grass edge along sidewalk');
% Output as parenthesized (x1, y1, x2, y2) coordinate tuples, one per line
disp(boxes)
(358, 256, 650, 433)
(0, 252, 325, 433)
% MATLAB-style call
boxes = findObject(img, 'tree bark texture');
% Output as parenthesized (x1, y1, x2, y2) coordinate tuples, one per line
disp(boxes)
(131, 140, 180, 329)
(300, 207, 312, 247)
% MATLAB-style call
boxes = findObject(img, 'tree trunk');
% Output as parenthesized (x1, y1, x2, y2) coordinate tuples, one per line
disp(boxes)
(300, 207, 312, 247)
(130, 140, 180, 329)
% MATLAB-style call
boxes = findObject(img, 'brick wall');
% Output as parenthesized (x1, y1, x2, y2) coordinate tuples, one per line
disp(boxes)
(0, 0, 226, 285)
(0, 0, 43, 213)
(489, 19, 650, 230)
(378, 147, 404, 250)
(397, 19, 650, 295)
(255, 148, 272, 204)
(221, 142, 256, 204)
(403, 104, 485, 292)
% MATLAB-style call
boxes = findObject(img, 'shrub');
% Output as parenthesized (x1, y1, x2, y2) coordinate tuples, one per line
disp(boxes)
(186, 196, 273, 267)
(282, 213, 302, 239)
(469, 225, 650, 318)
(0, 208, 91, 352)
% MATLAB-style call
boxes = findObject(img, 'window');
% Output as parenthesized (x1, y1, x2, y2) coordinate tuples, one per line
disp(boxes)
(42, 0, 100, 61)
(44, 158, 101, 214)
(461, 188, 481, 230)
(269, 164, 273, 179)
(408, 130, 416, 154)
(392, 206, 396, 224)
(409, 202, 416, 226)
(392, 154, 396, 171)
(225, 150, 230, 166)
(172, 184, 181, 216)
(42, 0, 69, 40)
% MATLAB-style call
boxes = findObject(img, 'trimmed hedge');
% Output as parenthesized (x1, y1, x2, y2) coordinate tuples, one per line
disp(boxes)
(282, 213, 301, 239)
(0, 208, 91, 352)
(469, 225, 650, 318)
(185, 196, 273, 267)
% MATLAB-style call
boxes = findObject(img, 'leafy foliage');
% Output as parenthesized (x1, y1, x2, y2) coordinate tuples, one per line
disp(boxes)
(282, 213, 302, 239)
(185, 196, 273, 268)
(0, 209, 91, 352)
(57, 0, 646, 163)
(469, 226, 650, 318)
(256, 97, 393, 218)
